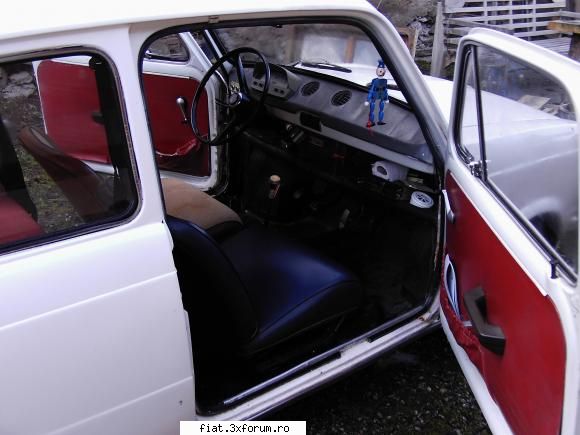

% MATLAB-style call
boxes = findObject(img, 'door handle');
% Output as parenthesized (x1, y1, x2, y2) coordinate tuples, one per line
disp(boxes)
(91, 111, 104, 125)
(463, 287, 506, 355)
(442, 190, 455, 223)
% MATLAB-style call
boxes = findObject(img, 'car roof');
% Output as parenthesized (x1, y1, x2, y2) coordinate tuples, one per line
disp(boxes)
(2, 0, 375, 41)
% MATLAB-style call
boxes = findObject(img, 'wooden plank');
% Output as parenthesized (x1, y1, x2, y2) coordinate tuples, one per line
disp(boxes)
(513, 28, 564, 37)
(444, 0, 565, 8)
(444, 37, 462, 46)
(447, 3, 566, 14)
(445, 18, 515, 32)
(396, 27, 419, 58)
(447, 22, 553, 32)
(534, 37, 571, 47)
(548, 20, 580, 34)
(446, 28, 471, 37)
(431, 2, 446, 78)
(447, 12, 565, 23)
(533, 37, 571, 54)
(560, 11, 580, 19)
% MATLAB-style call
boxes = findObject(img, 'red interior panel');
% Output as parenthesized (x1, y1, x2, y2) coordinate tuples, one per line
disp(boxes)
(0, 192, 43, 245)
(142, 73, 210, 176)
(36, 60, 211, 177)
(37, 60, 110, 163)
(444, 172, 566, 435)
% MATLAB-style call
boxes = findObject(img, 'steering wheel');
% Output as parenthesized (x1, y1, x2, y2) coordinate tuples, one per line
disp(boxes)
(191, 47, 271, 146)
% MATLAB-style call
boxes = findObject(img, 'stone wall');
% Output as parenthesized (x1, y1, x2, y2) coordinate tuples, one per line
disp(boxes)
(368, 0, 438, 66)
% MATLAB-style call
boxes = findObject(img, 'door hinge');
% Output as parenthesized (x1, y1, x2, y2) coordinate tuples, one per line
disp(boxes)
(468, 161, 483, 178)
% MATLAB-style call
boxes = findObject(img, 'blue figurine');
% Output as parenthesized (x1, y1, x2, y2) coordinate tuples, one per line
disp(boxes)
(365, 60, 389, 127)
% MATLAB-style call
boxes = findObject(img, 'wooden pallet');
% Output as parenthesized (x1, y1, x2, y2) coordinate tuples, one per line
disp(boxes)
(431, 0, 580, 77)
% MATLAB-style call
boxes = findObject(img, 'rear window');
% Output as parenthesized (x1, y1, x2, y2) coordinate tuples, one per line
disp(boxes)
(0, 53, 137, 252)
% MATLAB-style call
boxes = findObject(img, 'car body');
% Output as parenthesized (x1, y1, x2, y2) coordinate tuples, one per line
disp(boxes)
(0, 1, 579, 434)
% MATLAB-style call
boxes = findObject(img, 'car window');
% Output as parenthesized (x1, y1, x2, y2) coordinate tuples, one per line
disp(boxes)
(458, 45, 578, 275)
(0, 53, 137, 252)
(145, 34, 189, 62)
(458, 51, 481, 162)
(214, 23, 382, 78)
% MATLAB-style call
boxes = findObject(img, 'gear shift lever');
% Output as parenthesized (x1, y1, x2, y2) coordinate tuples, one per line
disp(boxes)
(268, 174, 281, 200)
(265, 175, 281, 227)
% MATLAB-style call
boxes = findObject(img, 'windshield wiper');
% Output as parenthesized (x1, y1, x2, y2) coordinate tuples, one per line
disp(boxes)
(294, 60, 352, 73)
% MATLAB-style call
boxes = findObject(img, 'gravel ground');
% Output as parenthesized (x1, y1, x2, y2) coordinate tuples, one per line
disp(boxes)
(270, 329, 491, 435)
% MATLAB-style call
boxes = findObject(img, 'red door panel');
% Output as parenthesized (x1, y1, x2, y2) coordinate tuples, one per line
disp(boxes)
(142, 73, 209, 177)
(36, 60, 210, 177)
(444, 172, 566, 435)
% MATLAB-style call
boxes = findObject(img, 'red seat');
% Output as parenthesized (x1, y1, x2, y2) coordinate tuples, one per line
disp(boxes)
(0, 191, 43, 245)
(18, 127, 113, 220)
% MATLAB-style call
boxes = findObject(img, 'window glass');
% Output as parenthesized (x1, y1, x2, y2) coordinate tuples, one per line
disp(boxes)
(0, 54, 137, 251)
(458, 51, 481, 162)
(214, 24, 381, 72)
(145, 34, 189, 62)
(464, 45, 578, 273)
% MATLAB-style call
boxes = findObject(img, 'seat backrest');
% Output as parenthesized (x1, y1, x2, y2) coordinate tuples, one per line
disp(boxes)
(0, 115, 37, 218)
(166, 216, 258, 346)
(18, 127, 113, 220)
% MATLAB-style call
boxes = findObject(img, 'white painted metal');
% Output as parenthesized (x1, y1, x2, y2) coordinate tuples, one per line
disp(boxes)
(0, 26, 195, 435)
(4, 1, 578, 433)
(0, 3, 449, 431)
(444, 28, 580, 435)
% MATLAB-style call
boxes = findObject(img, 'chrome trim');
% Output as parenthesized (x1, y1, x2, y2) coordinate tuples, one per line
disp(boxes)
(442, 189, 455, 224)
(221, 305, 429, 407)
(468, 161, 482, 178)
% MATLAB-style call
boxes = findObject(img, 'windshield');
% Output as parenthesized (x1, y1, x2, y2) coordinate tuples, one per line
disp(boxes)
(213, 24, 383, 79)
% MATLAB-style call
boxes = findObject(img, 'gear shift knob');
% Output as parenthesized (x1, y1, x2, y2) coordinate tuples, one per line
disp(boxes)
(268, 174, 281, 199)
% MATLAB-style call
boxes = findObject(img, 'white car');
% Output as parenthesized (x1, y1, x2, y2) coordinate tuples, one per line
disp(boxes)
(0, 1, 579, 434)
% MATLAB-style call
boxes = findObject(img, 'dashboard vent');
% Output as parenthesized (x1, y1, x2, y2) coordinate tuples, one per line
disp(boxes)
(331, 90, 352, 106)
(301, 81, 320, 96)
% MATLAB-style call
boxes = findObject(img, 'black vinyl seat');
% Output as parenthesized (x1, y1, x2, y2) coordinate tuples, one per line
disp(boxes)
(166, 216, 362, 357)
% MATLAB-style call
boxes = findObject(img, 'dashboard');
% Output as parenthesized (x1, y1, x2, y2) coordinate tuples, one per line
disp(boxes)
(241, 63, 434, 174)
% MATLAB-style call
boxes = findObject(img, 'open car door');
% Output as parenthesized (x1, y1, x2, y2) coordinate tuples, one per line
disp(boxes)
(442, 29, 580, 434)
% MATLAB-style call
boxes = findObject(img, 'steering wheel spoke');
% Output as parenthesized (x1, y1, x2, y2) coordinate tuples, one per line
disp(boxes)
(234, 55, 250, 96)
(190, 47, 271, 146)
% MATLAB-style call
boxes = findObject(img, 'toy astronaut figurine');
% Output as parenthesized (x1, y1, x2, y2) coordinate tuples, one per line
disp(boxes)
(365, 60, 389, 127)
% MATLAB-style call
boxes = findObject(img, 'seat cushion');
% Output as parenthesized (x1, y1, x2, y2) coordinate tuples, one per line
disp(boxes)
(221, 226, 362, 355)
(162, 178, 242, 234)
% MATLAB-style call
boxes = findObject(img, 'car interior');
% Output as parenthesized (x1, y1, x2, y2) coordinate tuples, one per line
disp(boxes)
(142, 22, 443, 413)
(0, 20, 443, 414)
